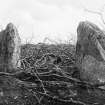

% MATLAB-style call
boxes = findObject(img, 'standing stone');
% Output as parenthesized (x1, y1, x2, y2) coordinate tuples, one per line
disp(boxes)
(0, 23, 21, 72)
(76, 21, 105, 84)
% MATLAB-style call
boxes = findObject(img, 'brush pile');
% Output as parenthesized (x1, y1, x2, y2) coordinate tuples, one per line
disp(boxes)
(0, 22, 105, 105)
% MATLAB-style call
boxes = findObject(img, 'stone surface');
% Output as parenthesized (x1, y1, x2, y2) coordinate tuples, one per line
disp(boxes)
(76, 21, 105, 83)
(0, 23, 21, 72)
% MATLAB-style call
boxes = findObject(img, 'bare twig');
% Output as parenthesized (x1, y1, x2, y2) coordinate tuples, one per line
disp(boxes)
(84, 4, 105, 29)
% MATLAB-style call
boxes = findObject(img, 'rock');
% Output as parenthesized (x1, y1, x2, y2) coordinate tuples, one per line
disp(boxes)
(81, 55, 105, 84)
(0, 23, 21, 72)
(76, 21, 105, 84)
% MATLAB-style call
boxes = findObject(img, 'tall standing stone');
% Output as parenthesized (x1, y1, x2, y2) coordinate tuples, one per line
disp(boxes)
(76, 21, 105, 84)
(0, 23, 21, 72)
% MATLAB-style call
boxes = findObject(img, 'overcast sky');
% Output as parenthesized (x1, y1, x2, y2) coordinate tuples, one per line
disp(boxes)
(0, 0, 105, 44)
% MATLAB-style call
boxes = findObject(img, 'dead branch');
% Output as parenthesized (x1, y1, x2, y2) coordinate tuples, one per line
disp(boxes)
(84, 8, 105, 26)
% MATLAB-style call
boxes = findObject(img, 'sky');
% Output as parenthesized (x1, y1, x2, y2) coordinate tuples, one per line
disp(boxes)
(0, 0, 105, 44)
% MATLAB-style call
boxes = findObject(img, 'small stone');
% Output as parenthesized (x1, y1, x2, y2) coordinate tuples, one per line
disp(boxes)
(0, 91, 3, 96)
